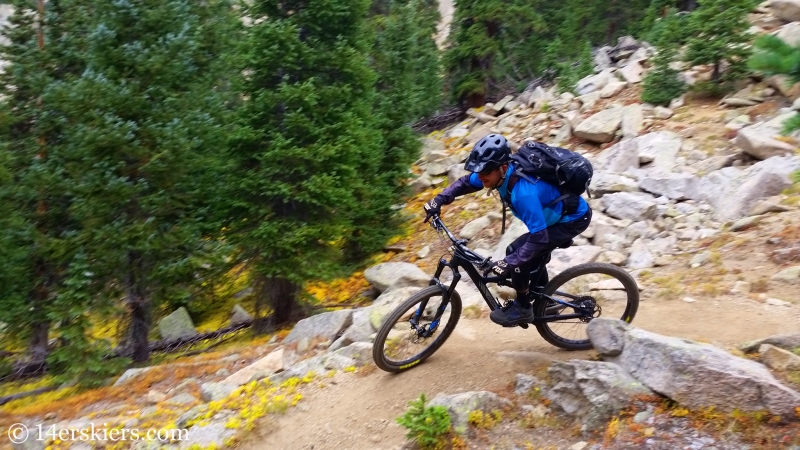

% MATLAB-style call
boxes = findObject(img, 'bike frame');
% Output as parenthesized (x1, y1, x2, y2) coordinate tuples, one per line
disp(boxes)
(417, 216, 591, 331)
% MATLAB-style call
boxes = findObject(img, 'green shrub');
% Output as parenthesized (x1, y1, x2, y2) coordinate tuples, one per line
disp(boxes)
(641, 66, 686, 106)
(396, 393, 451, 449)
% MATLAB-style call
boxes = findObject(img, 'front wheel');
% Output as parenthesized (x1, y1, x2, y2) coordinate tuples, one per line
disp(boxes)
(372, 285, 462, 373)
(534, 262, 639, 350)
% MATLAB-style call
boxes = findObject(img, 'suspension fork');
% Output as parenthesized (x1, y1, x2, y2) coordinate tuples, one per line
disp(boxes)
(411, 257, 461, 336)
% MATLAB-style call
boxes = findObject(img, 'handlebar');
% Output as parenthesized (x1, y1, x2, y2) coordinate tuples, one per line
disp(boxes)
(429, 214, 493, 269)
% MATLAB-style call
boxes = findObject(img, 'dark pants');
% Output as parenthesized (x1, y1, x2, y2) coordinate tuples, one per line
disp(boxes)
(505, 209, 592, 292)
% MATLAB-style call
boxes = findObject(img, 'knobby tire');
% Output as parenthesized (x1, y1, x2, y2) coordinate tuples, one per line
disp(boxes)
(372, 286, 462, 373)
(533, 262, 639, 350)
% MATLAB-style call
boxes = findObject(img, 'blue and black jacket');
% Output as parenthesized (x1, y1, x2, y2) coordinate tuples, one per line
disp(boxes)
(434, 163, 589, 267)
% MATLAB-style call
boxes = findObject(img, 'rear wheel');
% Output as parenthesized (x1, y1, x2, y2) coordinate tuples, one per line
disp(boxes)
(534, 262, 639, 350)
(372, 286, 462, 373)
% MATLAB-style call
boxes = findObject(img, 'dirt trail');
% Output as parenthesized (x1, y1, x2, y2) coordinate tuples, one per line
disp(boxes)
(242, 293, 799, 450)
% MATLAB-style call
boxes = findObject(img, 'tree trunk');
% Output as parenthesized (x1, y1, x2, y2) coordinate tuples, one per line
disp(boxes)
(712, 61, 721, 83)
(124, 251, 150, 363)
(252, 274, 300, 333)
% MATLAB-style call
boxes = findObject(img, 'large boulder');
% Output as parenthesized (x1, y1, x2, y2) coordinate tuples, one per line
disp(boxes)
(638, 173, 698, 200)
(574, 107, 624, 143)
(283, 309, 353, 344)
(364, 262, 429, 292)
(158, 307, 198, 341)
(546, 360, 654, 431)
(590, 139, 640, 173)
(771, 0, 800, 23)
(736, 127, 797, 160)
(707, 156, 800, 221)
(635, 131, 682, 175)
(600, 192, 659, 221)
(588, 318, 800, 417)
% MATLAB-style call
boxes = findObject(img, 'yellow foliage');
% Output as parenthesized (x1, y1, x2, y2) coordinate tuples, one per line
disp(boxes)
(604, 416, 620, 444)
(467, 409, 503, 428)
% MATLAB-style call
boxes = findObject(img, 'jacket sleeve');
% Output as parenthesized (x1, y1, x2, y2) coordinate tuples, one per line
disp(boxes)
(434, 173, 482, 205)
(504, 228, 549, 267)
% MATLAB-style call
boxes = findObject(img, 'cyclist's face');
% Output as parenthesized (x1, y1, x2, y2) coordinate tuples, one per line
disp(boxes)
(477, 165, 505, 188)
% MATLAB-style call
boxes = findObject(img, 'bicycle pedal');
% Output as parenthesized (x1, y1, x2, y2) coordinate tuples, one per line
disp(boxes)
(517, 323, 529, 329)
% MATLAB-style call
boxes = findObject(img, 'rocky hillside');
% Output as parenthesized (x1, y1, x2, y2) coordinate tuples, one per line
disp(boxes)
(3, 2, 800, 450)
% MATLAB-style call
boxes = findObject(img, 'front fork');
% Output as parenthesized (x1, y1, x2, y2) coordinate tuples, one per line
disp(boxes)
(410, 257, 461, 338)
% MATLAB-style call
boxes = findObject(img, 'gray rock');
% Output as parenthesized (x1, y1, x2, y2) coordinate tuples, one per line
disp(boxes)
(590, 173, 640, 195)
(574, 107, 624, 143)
(230, 304, 253, 326)
(283, 309, 353, 344)
(620, 60, 644, 84)
(460, 216, 493, 240)
(639, 174, 697, 200)
(588, 318, 800, 417)
(329, 307, 375, 351)
(176, 405, 208, 428)
(601, 192, 658, 221)
(331, 342, 373, 366)
(515, 373, 544, 396)
(158, 307, 198, 341)
(778, 21, 800, 47)
(165, 393, 198, 406)
(114, 368, 151, 387)
(696, 156, 800, 221)
(771, 265, 800, 284)
(427, 391, 513, 434)
(635, 131, 682, 174)
(736, 127, 796, 160)
(546, 360, 654, 431)
(653, 106, 673, 119)
(447, 164, 470, 186)
(547, 246, 605, 276)
(587, 319, 628, 356)
(621, 104, 644, 138)
(576, 70, 614, 96)
(420, 137, 445, 159)
(627, 239, 655, 270)
(223, 348, 284, 386)
(740, 333, 800, 353)
(771, 0, 800, 23)
(591, 139, 640, 173)
(323, 353, 357, 370)
(600, 81, 628, 98)
(177, 421, 235, 449)
(408, 172, 433, 194)
(199, 382, 238, 402)
(759, 344, 800, 371)
(369, 287, 422, 330)
(364, 262, 428, 292)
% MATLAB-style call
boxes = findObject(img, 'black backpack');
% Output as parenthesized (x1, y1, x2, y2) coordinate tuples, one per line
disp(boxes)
(500, 141, 593, 233)
(511, 141, 593, 198)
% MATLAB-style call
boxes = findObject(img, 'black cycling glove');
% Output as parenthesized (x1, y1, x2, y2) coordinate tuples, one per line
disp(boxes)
(423, 196, 443, 222)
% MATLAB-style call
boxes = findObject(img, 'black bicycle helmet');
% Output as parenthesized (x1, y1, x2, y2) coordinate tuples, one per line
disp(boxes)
(464, 134, 511, 173)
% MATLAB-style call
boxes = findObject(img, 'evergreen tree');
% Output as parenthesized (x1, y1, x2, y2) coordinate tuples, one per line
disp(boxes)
(641, 9, 687, 105)
(685, 0, 755, 84)
(0, 0, 84, 375)
(749, 34, 800, 133)
(444, 0, 544, 106)
(226, 0, 386, 327)
(346, 0, 443, 261)
(41, 0, 235, 363)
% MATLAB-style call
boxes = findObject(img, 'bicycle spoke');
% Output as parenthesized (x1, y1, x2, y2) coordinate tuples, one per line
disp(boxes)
(535, 263, 639, 350)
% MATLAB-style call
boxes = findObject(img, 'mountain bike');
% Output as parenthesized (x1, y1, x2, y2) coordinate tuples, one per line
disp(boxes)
(372, 214, 640, 373)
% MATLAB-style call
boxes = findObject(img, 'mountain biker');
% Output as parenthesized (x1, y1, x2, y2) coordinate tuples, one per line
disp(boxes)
(422, 134, 592, 327)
